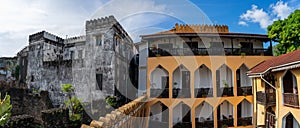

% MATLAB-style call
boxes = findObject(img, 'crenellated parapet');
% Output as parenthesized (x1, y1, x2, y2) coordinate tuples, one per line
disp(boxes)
(82, 95, 148, 128)
(86, 15, 118, 30)
(17, 46, 29, 56)
(64, 36, 86, 44)
(29, 31, 64, 44)
(170, 23, 229, 33)
(85, 15, 133, 51)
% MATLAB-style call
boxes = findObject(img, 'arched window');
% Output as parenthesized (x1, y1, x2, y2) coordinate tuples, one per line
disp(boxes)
(150, 65, 169, 98)
(149, 102, 169, 128)
(173, 65, 191, 98)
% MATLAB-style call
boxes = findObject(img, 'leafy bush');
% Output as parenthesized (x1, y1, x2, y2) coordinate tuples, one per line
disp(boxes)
(61, 84, 73, 93)
(105, 96, 117, 109)
(64, 97, 83, 115)
(0, 93, 12, 125)
(61, 84, 83, 127)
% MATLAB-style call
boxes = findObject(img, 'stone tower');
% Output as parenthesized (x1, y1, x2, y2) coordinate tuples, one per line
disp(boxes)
(25, 16, 138, 107)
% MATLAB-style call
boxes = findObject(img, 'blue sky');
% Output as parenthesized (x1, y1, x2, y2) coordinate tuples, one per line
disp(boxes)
(191, 0, 299, 34)
(0, 0, 299, 57)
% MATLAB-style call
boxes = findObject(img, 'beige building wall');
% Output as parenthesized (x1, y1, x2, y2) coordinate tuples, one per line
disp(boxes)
(253, 78, 267, 126)
(146, 56, 272, 128)
(253, 68, 300, 128)
(276, 70, 300, 127)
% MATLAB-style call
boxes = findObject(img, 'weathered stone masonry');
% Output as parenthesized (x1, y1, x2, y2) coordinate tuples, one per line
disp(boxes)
(21, 16, 138, 107)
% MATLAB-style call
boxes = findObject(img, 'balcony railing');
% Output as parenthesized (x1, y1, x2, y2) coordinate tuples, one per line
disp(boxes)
(218, 118, 234, 127)
(217, 87, 234, 97)
(149, 48, 272, 57)
(195, 117, 213, 128)
(237, 117, 252, 126)
(150, 88, 169, 98)
(195, 88, 213, 98)
(173, 122, 192, 128)
(195, 120, 214, 128)
(283, 93, 299, 108)
(172, 88, 191, 98)
(256, 91, 276, 106)
(266, 92, 276, 106)
(237, 86, 252, 96)
(149, 120, 168, 128)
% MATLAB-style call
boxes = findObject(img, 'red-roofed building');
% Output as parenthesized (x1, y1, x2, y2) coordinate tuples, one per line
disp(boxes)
(248, 49, 300, 76)
(248, 50, 300, 127)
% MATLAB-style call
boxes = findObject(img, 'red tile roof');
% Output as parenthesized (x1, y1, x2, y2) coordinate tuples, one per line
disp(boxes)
(248, 49, 300, 75)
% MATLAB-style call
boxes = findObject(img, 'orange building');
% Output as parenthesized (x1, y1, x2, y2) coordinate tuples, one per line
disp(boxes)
(136, 24, 274, 128)
(248, 50, 300, 128)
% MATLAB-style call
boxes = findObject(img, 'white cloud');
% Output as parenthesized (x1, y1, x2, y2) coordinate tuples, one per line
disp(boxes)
(239, 1, 298, 29)
(91, 0, 212, 42)
(271, 1, 293, 20)
(93, 0, 168, 19)
(0, 0, 102, 57)
(240, 5, 272, 29)
(92, 0, 170, 42)
(238, 21, 248, 26)
(0, 0, 211, 56)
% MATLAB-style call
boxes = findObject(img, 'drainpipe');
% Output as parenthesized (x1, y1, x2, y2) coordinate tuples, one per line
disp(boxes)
(260, 75, 276, 90)
(260, 74, 278, 127)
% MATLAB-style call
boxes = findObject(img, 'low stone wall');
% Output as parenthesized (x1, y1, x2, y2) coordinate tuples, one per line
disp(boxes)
(0, 85, 95, 127)
(41, 108, 70, 128)
(0, 88, 53, 122)
(81, 95, 147, 128)
(1, 107, 91, 128)
(0, 115, 36, 128)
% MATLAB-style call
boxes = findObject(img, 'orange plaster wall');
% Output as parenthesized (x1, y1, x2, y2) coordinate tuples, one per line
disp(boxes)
(146, 55, 273, 128)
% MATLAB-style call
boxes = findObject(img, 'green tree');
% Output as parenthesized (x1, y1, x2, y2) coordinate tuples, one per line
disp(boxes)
(267, 10, 300, 55)
(61, 84, 83, 124)
(0, 93, 12, 125)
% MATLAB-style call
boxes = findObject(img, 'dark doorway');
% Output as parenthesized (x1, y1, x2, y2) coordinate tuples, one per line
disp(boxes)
(217, 106, 220, 120)
(237, 103, 241, 118)
(96, 74, 103, 90)
(283, 71, 293, 93)
(285, 114, 294, 128)
(182, 104, 191, 122)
